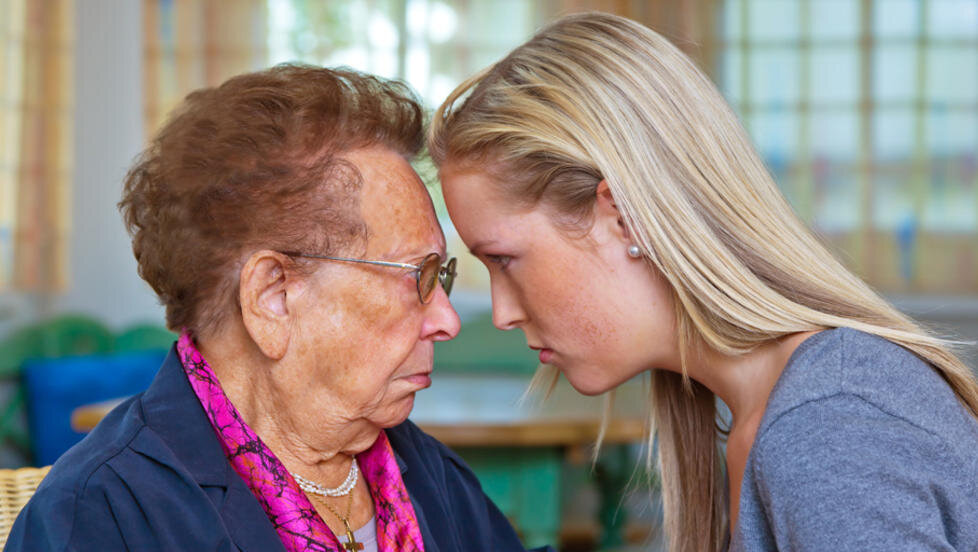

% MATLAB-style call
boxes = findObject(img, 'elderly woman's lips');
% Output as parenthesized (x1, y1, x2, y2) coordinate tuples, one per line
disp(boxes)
(402, 373, 432, 388)
(538, 348, 554, 364)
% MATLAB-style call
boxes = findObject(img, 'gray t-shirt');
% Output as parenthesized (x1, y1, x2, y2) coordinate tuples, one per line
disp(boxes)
(731, 327, 978, 551)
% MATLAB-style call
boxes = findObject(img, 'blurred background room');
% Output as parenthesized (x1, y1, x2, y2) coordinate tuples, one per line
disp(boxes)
(1, 0, 976, 550)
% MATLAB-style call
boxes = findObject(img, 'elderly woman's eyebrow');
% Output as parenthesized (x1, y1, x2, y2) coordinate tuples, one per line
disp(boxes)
(388, 243, 446, 261)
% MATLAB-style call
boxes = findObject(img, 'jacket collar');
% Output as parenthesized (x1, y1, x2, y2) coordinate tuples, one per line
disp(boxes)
(136, 347, 413, 479)
(133, 346, 425, 552)
(135, 346, 231, 486)
(133, 346, 287, 552)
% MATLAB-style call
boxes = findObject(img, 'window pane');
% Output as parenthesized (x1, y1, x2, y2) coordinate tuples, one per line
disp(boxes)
(928, 0, 978, 39)
(407, 0, 459, 45)
(750, 49, 800, 105)
(812, 109, 859, 160)
(811, 0, 859, 41)
(928, 109, 978, 156)
(811, 46, 860, 104)
(874, 108, 915, 160)
(873, 0, 919, 38)
(927, 46, 978, 104)
(813, 162, 860, 232)
(749, 0, 799, 42)
(873, 173, 915, 231)
(923, 110, 977, 231)
(874, 45, 918, 102)
(725, 0, 744, 42)
(463, 0, 534, 44)
(750, 109, 798, 160)
(721, 48, 743, 104)
(922, 164, 978, 232)
(366, 10, 400, 77)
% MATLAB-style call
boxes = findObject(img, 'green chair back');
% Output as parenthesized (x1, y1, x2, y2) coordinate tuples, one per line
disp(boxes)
(34, 316, 114, 358)
(0, 315, 114, 461)
(114, 325, 177, 352)
(434, 314, 538, 375)
(0, 327, 43, 380)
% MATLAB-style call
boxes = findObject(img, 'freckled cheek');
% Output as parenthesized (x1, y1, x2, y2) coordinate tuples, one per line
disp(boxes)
(305, 275, 414, 379)
(519, 260, 614, 350)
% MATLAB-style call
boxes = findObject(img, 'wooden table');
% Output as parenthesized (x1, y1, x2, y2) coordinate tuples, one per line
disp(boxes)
(72, 374, 649, 549)
(73, 396, 647, 447)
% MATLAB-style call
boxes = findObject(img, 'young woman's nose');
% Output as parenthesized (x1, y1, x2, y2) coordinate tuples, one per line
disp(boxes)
(490, 279, 527, 331)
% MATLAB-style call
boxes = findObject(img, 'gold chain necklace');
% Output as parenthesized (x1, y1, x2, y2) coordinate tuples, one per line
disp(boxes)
(311, 490, 364, 551)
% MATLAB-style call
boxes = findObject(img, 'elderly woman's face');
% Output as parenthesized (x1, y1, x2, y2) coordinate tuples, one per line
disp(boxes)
(289, 147, 460, 432)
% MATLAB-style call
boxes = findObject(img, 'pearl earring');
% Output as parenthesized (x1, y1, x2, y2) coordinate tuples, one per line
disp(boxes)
(627, 244, 642, 258)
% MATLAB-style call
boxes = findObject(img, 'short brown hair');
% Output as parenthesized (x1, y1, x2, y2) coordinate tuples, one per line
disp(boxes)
(119, 64, 424, 335)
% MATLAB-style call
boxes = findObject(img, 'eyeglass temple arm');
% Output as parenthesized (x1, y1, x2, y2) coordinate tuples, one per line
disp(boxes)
(283, 252, 421, 271)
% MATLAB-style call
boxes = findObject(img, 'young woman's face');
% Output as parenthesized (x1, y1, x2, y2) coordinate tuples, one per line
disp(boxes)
(440, 164, 680, 395)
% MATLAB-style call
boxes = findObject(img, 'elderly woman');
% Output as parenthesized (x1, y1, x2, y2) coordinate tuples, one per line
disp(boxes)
(7, 65, 547, 552)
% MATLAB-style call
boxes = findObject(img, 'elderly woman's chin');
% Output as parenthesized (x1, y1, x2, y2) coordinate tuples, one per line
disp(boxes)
(339, 374, 431, 431)
(374, 390, 424, 429)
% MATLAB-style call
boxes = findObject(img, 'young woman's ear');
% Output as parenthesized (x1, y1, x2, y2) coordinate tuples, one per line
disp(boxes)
(594, 179, 633, 245)
(238, 250, 294, 360)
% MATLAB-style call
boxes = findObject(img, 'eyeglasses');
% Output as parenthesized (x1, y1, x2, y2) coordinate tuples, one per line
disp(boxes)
(281, 251, 457, 304)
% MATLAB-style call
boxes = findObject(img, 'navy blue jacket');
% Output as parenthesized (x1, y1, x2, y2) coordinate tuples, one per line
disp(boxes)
(7, 348, 551, 552)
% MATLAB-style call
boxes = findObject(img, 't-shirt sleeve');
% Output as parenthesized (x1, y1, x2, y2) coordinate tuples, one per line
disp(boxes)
(751, 394, 959, 552)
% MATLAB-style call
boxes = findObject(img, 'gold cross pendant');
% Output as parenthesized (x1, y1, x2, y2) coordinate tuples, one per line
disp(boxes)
(341, 520, 364, 551)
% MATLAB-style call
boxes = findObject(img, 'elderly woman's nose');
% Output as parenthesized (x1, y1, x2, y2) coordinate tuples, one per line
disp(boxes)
(423, 287, 461, 341)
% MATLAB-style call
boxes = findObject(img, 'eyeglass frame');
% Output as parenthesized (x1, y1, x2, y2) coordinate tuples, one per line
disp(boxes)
(280, 250, 457, 304)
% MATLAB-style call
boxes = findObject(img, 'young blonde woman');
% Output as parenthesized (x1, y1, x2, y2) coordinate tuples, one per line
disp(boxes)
(429, 12, 978, 552)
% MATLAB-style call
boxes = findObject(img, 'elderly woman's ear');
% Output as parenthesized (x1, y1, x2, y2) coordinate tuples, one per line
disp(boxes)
(238, 250, 298, 360)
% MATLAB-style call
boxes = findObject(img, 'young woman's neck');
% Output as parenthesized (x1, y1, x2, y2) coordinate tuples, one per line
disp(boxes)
(681, 330, 820, 531)
(684, 331, 819, 429)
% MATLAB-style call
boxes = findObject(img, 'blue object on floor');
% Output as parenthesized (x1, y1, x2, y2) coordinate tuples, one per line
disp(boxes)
(23, 350, 167, 465)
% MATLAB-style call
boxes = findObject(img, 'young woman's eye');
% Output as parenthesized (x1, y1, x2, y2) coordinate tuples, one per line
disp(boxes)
(485, 254, 512, 268)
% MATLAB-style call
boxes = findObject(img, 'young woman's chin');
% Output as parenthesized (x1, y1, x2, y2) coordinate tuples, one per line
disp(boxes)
(560, 364, 634, 396)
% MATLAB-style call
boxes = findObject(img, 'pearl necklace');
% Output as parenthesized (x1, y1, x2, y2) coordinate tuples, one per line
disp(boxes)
(291, 457, 359, 498)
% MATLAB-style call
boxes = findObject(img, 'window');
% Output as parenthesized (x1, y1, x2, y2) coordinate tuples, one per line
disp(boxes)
(267, 0, 538, 108)
(720, 0, 978, 293)
(266, 0, 541, 303)
(0, 0, 74, 292)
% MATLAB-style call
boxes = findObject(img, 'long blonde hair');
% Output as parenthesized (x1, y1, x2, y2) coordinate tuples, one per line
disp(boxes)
(429, 12, 978, 552)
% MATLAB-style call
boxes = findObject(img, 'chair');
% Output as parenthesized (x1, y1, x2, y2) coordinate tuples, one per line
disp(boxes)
(0, 465, 50, 546)
(33, 316, 115, 357)
(434, 314, 538, 375)
(24, 350, 166, 465)
(0, 328, 38, 457)
(0, 315, 114, 460)
(114, 324, 176, 352)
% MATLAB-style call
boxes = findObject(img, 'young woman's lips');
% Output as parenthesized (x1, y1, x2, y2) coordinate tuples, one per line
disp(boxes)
(538, 348, 554, 364)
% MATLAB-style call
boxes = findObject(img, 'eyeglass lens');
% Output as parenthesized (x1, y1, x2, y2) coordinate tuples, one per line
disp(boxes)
(441, 257, 457, 297)
(419, 253, 441, 302)
(418, 254, 457, 303)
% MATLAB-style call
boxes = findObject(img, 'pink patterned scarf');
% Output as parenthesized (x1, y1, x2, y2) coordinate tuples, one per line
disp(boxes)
(177, 333, 425, 552)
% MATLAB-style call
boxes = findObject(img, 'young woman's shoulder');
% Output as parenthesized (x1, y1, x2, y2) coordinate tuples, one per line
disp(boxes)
(759, 327, 978, 447)
(741, 327, 978, 550)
